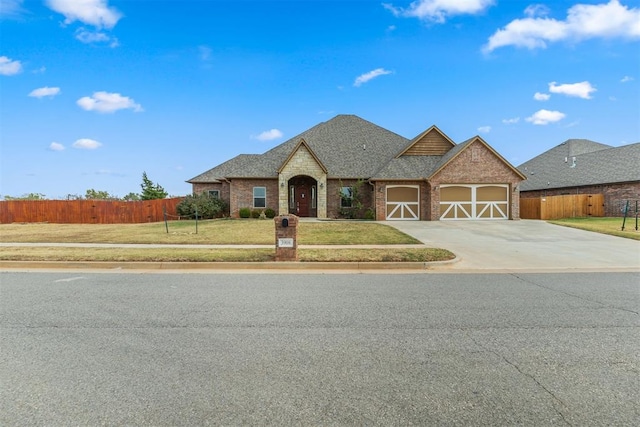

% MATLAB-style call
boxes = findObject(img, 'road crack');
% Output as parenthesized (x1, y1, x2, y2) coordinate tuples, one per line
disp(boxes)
(470, 335, 573, 426)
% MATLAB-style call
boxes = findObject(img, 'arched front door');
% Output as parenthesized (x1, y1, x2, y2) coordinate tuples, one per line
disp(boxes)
(288, 176, 317, 217)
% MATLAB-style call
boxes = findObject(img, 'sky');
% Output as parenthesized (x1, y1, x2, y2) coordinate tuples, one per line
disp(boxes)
(1, 0, 639, 199)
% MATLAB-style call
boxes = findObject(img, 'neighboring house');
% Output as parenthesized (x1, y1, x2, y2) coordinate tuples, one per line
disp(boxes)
(518, 139, 640, 216)
(188, 115, 526, 221)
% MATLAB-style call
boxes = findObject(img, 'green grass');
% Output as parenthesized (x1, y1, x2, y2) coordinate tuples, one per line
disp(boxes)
(548, 217, 640, 240)
(0, 219, 421, 245)
(0, 219, 457, 263)
(0, 247, 455, 263)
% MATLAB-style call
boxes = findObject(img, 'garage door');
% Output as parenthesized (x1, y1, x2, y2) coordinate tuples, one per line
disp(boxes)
(440, 185, 508, 220)
(386, 186, 419, 220)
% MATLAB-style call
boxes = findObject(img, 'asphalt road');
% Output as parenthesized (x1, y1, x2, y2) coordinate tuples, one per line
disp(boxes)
(1, 271, 638, 426)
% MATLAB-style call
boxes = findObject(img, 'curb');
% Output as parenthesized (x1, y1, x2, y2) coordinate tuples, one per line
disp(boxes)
(0, 258, 460, 272)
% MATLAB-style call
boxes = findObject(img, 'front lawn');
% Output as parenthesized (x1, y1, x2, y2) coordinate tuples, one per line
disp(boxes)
(0, 219, 421, 245)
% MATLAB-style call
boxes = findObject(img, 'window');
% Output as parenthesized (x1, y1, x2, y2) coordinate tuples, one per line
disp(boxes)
(340, 186, 353, 208)
(253, 187, 266, 208)
(289, 185, 295, 209)
(311, 185, 316, 209)
(208, 190, 220, 199)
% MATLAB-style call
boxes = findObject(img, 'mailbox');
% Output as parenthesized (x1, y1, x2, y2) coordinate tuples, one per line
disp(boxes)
(275, 215, 298, 261)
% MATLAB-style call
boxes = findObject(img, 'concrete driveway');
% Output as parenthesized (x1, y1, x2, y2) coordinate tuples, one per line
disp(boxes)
(384, 220, 640, 272)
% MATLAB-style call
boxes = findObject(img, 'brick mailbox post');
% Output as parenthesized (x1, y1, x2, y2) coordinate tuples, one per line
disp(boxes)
(274, 215, 298, 261)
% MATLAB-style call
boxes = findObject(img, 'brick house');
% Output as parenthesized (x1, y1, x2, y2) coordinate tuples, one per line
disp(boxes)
(518, 139, 640, 216)
(188, 115, 526, 221)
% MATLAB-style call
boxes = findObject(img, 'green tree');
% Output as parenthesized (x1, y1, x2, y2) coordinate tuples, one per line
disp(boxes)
(122, 192, 141, 201)
(140, 172, 168, 200)
(84, 189, 113, 200)
(3, 193, 47, 200)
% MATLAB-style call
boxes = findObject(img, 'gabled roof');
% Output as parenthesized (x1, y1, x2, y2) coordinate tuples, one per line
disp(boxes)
(428, 136, 527, 180)
(277, 138, 327, 174)
(188, 115, 410, 182)
(518, 139, 640, 191)
(396, 125, 455, 157)
(188, 114, 525, 184)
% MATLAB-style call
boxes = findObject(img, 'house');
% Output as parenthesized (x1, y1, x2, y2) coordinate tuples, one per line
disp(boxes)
(518, 139, 640, 216)
(187, 115, 526, 221)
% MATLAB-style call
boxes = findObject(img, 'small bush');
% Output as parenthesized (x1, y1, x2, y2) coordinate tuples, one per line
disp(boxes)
(364, 208, 375, 220)
(251, 209, 262, 218)
(177, 193, 228, 219)
(239, 207, 251, 218)
(264, 208, 276, 218)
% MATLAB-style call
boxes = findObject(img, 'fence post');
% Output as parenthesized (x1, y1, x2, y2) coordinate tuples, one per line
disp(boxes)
(621, 200, 629, 231)
(195, 205, 198, 234)
(164, 206, 168, 233)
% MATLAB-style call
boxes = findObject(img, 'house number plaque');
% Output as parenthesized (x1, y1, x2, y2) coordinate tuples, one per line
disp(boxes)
(278, 238, 294, 248)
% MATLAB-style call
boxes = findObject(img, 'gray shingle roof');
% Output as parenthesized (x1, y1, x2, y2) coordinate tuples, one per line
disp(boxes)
(188, 115, 411, 182)
(518, 139, 640, 191)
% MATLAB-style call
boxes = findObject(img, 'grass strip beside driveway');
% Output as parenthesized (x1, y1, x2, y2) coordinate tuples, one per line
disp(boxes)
(549, 217, 640, 240)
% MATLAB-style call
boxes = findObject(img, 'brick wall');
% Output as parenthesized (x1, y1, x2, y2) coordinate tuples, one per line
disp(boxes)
(520, 181, 640, 217)
(228, 179, 279, 218)
(325, 179, 374, 219)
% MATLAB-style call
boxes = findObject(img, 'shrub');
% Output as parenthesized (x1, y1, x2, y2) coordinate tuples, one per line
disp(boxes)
(264, 207, 276, 219)
(239, 207, 251, 218)
(177, 193, 228, 219)
(251, 209, 262, 218)
(364, 208, 376, 220)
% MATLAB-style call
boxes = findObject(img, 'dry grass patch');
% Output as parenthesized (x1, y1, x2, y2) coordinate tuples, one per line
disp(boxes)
(549, 217, 640, 241)
(0, 247, 454, 263)
(0, 220, 420, 245)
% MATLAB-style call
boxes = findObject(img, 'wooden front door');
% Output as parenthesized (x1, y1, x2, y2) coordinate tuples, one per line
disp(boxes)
(295, 182, 310, 217)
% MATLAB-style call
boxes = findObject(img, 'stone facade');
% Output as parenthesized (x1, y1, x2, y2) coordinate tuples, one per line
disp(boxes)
(278, 143, 328, 218)
(520, 181, 640, 217)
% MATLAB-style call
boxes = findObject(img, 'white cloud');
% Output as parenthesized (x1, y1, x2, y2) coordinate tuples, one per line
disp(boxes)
(533, 92, 550, 101)
(549, 81, 596, 99)
(253, 129, 283, 141)
(72, 138, 102, 149)
(502, 117, 520, 124)
(0, 0, 25, 17)
(199, 45, 212, 61)
(45, 0, 122, 29)
(526, 109, 566, 125)
(75, 28, 119, 47)
(477, 126, 491, 133)
(77, 91, 143, 113)
(49, 142, 65, 151)
(0, 56, 22, 75)
(621, 75, 634, 82)
(384, 0, 495, 23)
(484, 0, 640, 53)
(354, 68, 393, 87)
(28, 86, 61, 98)
(524, 4, 550, 18)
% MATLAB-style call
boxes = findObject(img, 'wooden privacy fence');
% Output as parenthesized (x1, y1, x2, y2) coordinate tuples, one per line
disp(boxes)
(0, 198, 184, 224)
(520, 194, 604, 220)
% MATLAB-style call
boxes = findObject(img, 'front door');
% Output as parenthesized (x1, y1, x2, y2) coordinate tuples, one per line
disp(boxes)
(295, 182, 309, 216)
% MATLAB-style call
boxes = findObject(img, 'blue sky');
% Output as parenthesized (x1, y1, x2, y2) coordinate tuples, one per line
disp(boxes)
(1, 0, 638, 199)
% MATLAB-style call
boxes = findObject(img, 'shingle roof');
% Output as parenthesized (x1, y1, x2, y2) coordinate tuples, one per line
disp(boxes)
(518, 139, 640, 191)
(188, 115, 410, 182)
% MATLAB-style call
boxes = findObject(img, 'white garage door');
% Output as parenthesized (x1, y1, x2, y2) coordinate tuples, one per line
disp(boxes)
(386, 186, 419, 220)
(440, 185, 509, 220)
